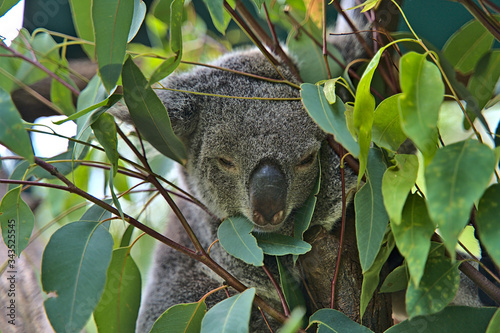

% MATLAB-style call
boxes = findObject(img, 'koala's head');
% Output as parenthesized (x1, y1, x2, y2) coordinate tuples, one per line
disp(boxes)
(157, 49, 326, 232)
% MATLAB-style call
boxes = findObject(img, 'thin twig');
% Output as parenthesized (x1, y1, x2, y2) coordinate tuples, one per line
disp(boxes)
(262, 264, 291, 317)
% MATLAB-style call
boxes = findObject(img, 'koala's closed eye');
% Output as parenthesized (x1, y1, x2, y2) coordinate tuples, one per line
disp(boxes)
(217, 157, 237, 170)
(296, 152, 317, 168)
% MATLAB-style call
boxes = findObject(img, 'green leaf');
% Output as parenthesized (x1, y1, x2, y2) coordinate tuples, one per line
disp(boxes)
(0, 0, 20, 18)
(425, 140, 496, 255)
(202, 0, 232, 34)
(476, 184, 500, 268)
(360, 232, 394, 319)
(353, 47, 385, 182)
(386, 306, 497, 333)
(276, 257, 307, 313)
(287, 22, 344, 84)
(42, 221, 113, 333)
(152, 0, 173, 25)
(217, 216, 263, 266)
(128, 0, 147, 42)
(254, 233, 311, 256)
(380, 264, 409, 293)
(200, 288, 256, 333)
(442, 19, 495, 74)
(150, 301, 207, 333)
(120, 224, 135, 247)
(149, 54, 182, 84)
(279, 307, 306, 333)
(122, 56, 187, 164)
(405, 253, 460, 318)
(0, 89, 34, 163)
(80, 200, 112, 229)
(68, 0, 95, 60)
(170, 0, 184, 54)
(486, 308, 500, 333)
(91, 112, 118, 174)
(301, 83, 359, 157)
(0, 186, 34, 257)
(92, 0, 134, 92)
(50, 65, 77, 116)
(467, 51, 500, 115)
(308, 309, 374, 333)
(398, 52, 444, 162)
(391, 194, 435, 287)
(355, 148, 389, 272)
(371, 94, 407, 151)
(94, 247, 142, 333)
(382, 154, 418, 226)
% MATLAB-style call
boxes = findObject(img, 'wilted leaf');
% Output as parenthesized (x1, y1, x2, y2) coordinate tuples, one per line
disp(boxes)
(218, 216, 263, 266)
(425, 140, 496, 255)
(150, 301, 206, 333)
(382, 154, 418, 225)
(0, 186, 34, 257)
(200, 288, 255, 333)
(42, 221, 113, 333)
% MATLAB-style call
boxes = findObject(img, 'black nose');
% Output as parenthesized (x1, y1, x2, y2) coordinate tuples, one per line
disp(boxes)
(249, 162, 287, 226)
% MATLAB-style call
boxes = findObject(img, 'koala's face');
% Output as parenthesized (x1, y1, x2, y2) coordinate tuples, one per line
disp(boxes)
(187, 98, 325, 233)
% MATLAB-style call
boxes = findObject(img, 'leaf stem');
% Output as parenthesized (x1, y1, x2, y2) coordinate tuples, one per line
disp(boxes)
(263, 264, 290, 317)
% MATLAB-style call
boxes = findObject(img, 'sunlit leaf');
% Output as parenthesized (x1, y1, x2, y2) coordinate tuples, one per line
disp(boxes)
(93, 0, 134, 92)
(217, 216, 263, 266)
(200, 288, 255, 333)
(128, 0, 147, 42)
(372, 94, 407, 151)
(94, 247, 142, 333)
(391, 194, 435, 287)
(42, 221, 113, 333)
(382, 154, 418, 225)
(443, 19, 495, 74)
(398, 52, 443, 162)
(425, 140, 496, 255)
(279, 307, 306, 333)
(0, 186, 34, 257)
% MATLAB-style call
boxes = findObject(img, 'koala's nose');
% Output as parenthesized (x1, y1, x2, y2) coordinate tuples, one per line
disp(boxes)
(249, 163, 287, 227)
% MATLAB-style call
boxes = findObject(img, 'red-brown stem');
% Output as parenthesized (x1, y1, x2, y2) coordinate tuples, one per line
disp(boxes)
(263, 264, 291, 317)
(323, 0, 332, 79)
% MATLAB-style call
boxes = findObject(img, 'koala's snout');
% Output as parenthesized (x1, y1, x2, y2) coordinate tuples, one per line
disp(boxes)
(249, 162, 287, 228)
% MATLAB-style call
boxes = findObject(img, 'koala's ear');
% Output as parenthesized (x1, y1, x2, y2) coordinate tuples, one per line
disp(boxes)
(155, 72, 201, 142)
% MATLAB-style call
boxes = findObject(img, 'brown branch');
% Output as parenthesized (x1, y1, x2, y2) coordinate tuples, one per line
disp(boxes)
(454, 0, 500, 41)
(263, 264, 291, 316)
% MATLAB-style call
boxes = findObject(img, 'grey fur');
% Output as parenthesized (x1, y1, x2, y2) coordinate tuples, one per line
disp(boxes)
(135, 47, 357, 332)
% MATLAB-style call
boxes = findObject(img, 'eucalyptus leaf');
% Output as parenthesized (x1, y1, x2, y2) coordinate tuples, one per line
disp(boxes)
(301, 83, 359, 157)
(276, 257, 307, 313)
(128, 0, 147, 42)
(0, 186, 35, 257)
(391, 193, 435, 287)
(309, 308, 374, 333)
(200, 288, 255, 333)
(467, 51, 500, 117)
(93, 0, 134, 92)
(150, 301, 207, 333)
(371, 94, 407, 151)
(398, 52, 443, 162)
(91, 112, 119, 173)
(42, 221, 113, 333)
(355, 148, 389, 272)
(380, 264, 409, 293)
(0, 89, 34, 163)
(94, 247, 142, 333)
(279, 307, 306, 333)
(254, 233, 311, 256)
(425, 140, 496, 255)
(476, 184, 500, 268)
(202, 0, 232, 34)
(68, 0, 95, 60)
(386, 306, 497, 333)
(382, 154, 418, 226)
(486, 308, 500, 333)
(122, 56, 187, 164)
(0, 0, 20, 18)
(442, 19, 495, 74)
(217, 216, 263, 266)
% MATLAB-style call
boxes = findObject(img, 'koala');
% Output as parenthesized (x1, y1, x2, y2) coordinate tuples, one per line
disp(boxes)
(135, 47, 359, 331)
